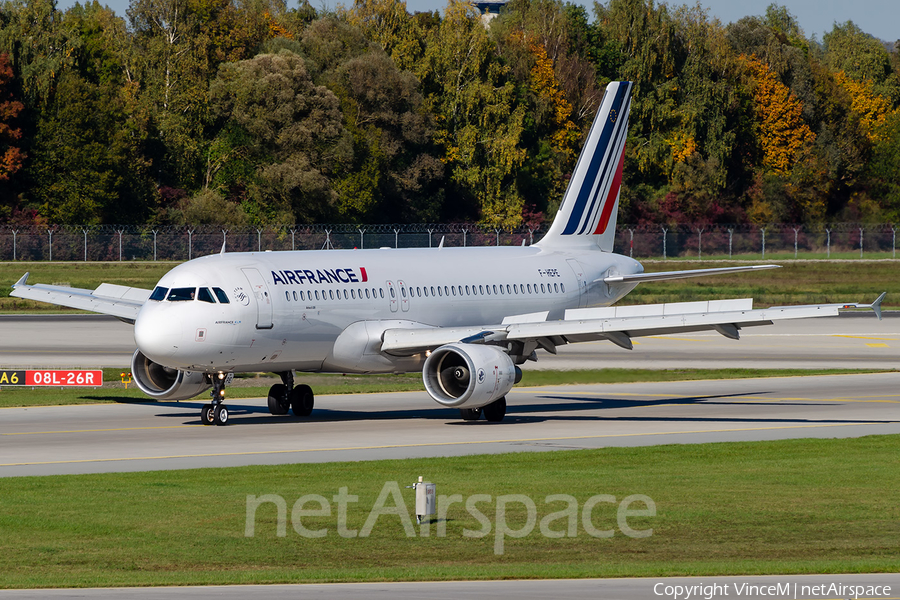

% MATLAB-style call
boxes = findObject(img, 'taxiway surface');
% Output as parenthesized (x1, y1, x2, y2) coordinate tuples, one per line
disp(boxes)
(2, 372, 899, 477)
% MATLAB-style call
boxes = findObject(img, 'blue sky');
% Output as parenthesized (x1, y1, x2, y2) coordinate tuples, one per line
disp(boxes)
(58, 0, 898, 43)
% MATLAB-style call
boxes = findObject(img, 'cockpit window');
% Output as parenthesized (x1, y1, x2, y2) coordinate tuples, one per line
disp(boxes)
(212, 287, 230, 304)
(197, 287, 215, 303)
(149, 286, 168, 301)
(167, 287, 196, 301)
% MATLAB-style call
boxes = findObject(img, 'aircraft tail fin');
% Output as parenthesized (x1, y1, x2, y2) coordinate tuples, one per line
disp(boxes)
(536, 81, 633, 252)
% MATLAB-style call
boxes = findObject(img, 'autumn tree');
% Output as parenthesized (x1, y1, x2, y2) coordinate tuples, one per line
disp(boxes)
(0, 52, 24, 200)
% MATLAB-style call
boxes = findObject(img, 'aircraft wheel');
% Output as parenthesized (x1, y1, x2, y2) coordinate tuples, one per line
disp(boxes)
(214, 405, 229, 426)
(482, 397, 506, 422)
(200, 404, 215, 425)
(267, 384, 289, 415)
(291, 384, 314, 417)
(460, 408, 481, 421)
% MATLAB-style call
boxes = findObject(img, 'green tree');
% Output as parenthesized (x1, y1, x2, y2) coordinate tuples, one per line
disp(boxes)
(419, 0, 526, 228)
(209, 49, 349, 223)
(28, 70, 154, 223)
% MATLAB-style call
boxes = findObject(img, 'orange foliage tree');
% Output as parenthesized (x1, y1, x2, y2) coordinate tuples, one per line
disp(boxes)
(0, 52, 25, 184)
(743, 55, 815, 174)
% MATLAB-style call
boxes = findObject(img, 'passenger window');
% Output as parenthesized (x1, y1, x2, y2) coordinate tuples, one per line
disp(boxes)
(149, 286, 168, 301)
(213, 287, 230, 303)
(438, 286, 442, 297)
(506, 284, 511, 294)
(329, 290, 334, 300)
(479, 285, 484, 295)
(527, 284, 532, 293)
(401, 287, 407, 298)
(465, 285, 470, 295)
(451, 286, 456, 296)
(285, 291, 290, 301)
(365, 289, 370, 299)
(554, 283, 559, 293)
(351, 289, 356, 299)
(379, 288, 384, 298)
(541, 284, 546, 293)
(168, 287, 195, 301)
(390, 288, 396, 298)
(343, 290, 348, 299)
(493, 285, 498, 295)
(444, 286, 449, 296)
(315, 290, 320, 300)
(300, 291, 305, 301)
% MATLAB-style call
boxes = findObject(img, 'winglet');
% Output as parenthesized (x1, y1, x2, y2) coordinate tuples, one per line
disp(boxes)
(870, 292, 887, 320)
(13, 272, 29, 288)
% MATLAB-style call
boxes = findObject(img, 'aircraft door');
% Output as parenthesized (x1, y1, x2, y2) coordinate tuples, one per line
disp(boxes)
(386, 280, 398, 312)
(241, 268, 274, 329)
(398, 280, 409, 312)
(566, 259, 587, 308)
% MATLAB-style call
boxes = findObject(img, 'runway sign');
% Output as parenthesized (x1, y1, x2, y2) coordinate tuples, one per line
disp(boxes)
(0, 370, 103, 386)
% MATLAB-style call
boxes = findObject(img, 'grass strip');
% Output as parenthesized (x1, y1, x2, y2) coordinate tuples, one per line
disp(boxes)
(0, 435, 897, 588)
(0, 368, 889, 408)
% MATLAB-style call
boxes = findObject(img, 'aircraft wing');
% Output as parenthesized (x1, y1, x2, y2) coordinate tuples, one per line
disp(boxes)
(602, 264, 780, 284)
(9, 273, 150, 323)
(380, 294, 886, 356)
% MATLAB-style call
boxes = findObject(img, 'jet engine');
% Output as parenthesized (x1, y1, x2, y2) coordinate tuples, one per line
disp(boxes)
(423, 343, 519, 409)
(131, 349, 211, 401)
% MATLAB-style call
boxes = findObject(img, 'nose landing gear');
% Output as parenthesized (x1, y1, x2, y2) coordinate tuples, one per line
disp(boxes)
(201, 372, 231, 426)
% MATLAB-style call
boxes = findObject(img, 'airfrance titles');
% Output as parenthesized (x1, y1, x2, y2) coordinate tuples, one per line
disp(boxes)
(271, 267, 369, 286)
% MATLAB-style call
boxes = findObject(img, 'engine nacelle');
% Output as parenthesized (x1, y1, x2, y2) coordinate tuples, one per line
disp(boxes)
(131, 350, 211, 401)
(423, 343, 518, 409)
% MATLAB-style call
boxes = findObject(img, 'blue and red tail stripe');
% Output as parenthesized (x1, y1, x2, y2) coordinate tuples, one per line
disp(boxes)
(560, 82, 632, 236)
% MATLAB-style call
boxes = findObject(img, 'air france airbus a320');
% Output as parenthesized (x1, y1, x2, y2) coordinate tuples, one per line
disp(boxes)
(12, 81, 885, 426)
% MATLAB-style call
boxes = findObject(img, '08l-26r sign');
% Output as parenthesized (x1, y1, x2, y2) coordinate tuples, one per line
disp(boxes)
(0, 370, 103, 386)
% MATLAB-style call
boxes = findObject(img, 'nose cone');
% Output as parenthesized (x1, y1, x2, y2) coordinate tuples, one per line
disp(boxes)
(134, 305, 183, 362)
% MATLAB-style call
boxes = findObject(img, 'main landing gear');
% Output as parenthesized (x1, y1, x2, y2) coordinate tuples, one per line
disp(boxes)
(267, 371, 315, 417)
(460, 396, 507, 422)
(201, 372, 231, 426)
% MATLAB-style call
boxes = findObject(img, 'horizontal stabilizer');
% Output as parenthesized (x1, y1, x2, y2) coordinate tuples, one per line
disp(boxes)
(603, 264, 780, 284)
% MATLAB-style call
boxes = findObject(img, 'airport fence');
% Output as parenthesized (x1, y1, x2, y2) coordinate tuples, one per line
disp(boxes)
(0, 223, 897, 261)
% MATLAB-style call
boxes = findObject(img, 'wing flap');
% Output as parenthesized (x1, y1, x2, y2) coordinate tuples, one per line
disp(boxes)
(10, 273, 149, 322)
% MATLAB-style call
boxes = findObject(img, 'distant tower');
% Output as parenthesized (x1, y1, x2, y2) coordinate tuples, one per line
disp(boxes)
(473, 0, 507, 25)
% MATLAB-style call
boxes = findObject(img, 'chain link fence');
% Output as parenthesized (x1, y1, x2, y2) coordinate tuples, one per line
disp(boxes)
(0, 223, 897, 261)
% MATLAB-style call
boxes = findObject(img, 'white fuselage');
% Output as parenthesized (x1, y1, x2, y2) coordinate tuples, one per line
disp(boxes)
(133, 245, 643, 375)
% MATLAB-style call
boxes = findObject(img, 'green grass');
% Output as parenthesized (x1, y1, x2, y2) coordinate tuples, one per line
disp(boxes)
(1, 435, 897, 588)
(1, 260, 899, 311)
(0, 368, 887, 408)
